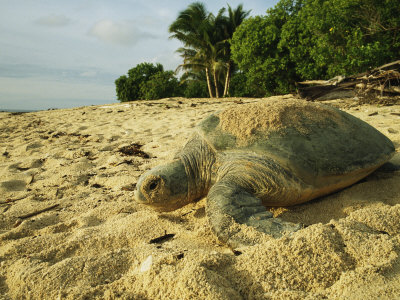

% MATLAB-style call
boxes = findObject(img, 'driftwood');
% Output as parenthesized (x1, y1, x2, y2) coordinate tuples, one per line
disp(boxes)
(17, 204, 60, 220)
(297, 60, 400, 101)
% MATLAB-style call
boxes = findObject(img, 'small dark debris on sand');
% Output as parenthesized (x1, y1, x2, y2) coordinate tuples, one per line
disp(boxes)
(149, 233, 175, 244)
(121, 184, 136, 191)
(118, 143, 150, 158)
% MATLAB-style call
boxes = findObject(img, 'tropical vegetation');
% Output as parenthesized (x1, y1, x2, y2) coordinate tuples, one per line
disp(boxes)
(169, 2, 250, 98)
(115, 0, 399, 101)
(231, 0, 400, 96)
(115, 63, 181, 101)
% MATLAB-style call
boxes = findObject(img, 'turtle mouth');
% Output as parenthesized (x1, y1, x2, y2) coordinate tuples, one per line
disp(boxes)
(134, 188, 177, 211)
(134, 188, 148, 204)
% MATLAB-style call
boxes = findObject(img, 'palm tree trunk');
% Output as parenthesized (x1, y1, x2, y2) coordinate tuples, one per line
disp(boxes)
(205, 68, 214, 98)
(213, 68, 220, 98)
(223, 62, 231, 97)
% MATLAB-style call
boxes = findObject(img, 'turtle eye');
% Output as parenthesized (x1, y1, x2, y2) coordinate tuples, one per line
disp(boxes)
(148, 178, 159, 190)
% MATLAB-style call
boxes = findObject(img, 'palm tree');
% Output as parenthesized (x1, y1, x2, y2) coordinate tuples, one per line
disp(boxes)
(175, 47, 214, 97)
(205, 7, 228, 98)
(169, 2, 216, 97)
(169, 2, 250, 98)
(222, 4, 251, 96)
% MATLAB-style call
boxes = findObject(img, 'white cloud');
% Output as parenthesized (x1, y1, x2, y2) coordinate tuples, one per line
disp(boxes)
(150, 52, 182, 71)
(156, 8, 173, 18)
(88, 19, 153, 46)
(35, 14, 71, 27)
(80, 70, 97, 77)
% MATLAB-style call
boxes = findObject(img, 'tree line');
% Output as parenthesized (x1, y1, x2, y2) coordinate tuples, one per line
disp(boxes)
(115, 0, 400, 101)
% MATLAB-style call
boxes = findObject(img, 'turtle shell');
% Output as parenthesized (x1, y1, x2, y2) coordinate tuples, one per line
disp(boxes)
(196, 99, 395, 183)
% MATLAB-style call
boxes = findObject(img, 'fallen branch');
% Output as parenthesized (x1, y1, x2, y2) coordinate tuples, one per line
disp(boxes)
(0, 196, 27, 205)
(297, 60, 400, 100)
(17, 204, 59, 220)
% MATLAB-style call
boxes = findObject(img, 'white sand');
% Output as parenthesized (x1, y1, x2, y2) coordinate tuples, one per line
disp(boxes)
(0, 96, 399, 299)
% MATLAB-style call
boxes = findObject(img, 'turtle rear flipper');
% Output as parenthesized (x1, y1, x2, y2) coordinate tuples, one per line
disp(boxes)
(206, 179, 301, 248)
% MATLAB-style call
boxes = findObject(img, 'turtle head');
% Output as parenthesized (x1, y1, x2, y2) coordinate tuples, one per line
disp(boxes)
(134, 159, 189, 211)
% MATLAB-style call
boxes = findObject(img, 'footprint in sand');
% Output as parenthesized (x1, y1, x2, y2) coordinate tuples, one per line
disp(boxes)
(25, 142, 43, 151)
(77, 213, 104, 228)
(1, 179, 26, 191)
(8, 158, 44, 171)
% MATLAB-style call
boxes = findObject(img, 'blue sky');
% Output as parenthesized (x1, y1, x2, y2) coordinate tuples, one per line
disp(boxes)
(0, 0, 278, 111)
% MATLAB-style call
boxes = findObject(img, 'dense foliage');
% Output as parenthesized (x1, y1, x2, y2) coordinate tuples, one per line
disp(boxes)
(116, 1, 399, 101)
(115, 63, 182, 101)
(231, 0, 400, 96)
(181, 79, 209, 98)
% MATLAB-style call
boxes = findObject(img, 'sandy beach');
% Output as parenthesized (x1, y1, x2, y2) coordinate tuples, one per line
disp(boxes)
(1, 95, 399, 299)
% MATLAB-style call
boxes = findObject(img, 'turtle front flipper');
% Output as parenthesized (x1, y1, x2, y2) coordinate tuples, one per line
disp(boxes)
(206, 180, 302, 248)
(206, 156, 309, 248)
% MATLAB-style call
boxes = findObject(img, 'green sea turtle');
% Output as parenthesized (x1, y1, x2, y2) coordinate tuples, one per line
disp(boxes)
(135, 99, 395, 248)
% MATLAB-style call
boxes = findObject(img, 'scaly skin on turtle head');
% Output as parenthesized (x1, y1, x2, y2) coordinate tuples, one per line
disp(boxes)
(134, 159, 190, 211)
